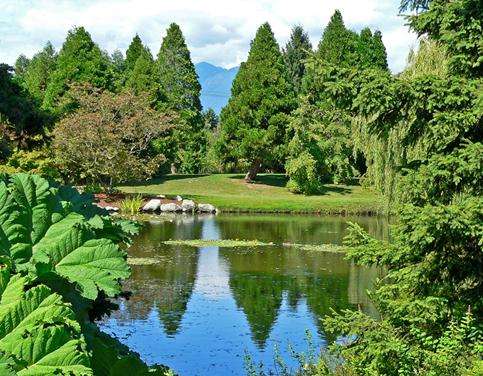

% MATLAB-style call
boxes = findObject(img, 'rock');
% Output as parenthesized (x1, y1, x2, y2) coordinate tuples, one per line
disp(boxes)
(142, 199, 161, 212)
(157, 194, 166, 199)
(197, 203, 217, 213)
(181, 199, 195, 212)
(160, 203, 182, 212)
(175, 195, 183, 201)
(104, 205, 119, 211)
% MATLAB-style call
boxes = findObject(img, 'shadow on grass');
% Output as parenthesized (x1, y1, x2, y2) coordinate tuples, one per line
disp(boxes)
(229, 173, 288, 188)
(120, 174, 208, 187)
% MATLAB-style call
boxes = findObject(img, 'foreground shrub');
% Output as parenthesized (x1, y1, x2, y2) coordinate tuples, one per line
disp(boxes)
(0, 173, 170, 375)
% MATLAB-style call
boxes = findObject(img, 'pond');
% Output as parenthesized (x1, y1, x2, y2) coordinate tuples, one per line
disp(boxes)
(99, 214, 389, 375)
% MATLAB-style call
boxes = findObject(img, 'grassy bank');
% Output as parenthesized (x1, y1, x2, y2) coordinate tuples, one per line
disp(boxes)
(119, 173, 383, 214)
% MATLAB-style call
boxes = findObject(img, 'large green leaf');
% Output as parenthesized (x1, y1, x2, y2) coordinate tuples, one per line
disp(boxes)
(0, 174, 131, 300)
(0, 267, 92, 375)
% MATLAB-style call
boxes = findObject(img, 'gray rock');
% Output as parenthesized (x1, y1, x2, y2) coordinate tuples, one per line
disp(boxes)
(181, 199, 195, 212)
(197, 203, 217, 213)
(175, 195, 183, 201)
(157, 194, 166, 199)
(104, 205, 119, 212)
(160, 203, 182, 212)
(142, 199, 161, 212)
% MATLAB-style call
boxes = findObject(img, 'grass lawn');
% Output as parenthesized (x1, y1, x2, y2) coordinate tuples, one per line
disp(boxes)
(119, 174, 383, 214)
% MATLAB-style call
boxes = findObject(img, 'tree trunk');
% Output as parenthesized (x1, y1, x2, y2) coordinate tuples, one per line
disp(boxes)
(244, 160, 261, 182)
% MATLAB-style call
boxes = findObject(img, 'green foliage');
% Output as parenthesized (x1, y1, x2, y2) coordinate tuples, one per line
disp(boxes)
(21, 42, 58, 103)
(357, 29, 388, 70)
(155, 23, 205, 173)
(0, 268, 92, 375)
(125, 35, 145, 74)
(0, 173, 170, 375)
(43, 27, 112, 114)
(404, 0, 482, 77)
(126, 47, 157, 95)
(14, 55, 30, 76)
(52, 85, 174, 186)
(156, 23, 202, 112)
(217, 23, 295, 180)
(0, 64, 49, 150)
(0, 148, 60, 180)
(401, 37, 448, 79)
(311, 2, 483, 374)
(286, 96, 355, 194)
(119, 195, 143, 215)
(283, 26, 312, 93)
(316, 10, 359, 66)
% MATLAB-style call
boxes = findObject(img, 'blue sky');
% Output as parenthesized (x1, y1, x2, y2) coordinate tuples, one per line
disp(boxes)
(0, 0, 417, 72)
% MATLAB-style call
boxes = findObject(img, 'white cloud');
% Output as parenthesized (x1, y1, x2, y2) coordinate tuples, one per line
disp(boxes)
(0, 0, 417, 72)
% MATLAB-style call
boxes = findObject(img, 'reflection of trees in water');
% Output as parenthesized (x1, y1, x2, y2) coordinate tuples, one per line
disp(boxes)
(221, 247, 378, 347)
(116, 220, 200, 336)
(215, 215, 389, 244)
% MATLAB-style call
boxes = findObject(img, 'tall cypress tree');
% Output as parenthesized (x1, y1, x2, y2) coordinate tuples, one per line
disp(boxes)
(317, 10, 359, 66)
(156, 23, 204, 174)
(217, 23, 295, 181)
(156, 23, 201, 112)
(283, 25, 312, 93)
(43, 27, 112, 113)
(125, 34, 144, 73)
(126, 47, 156, 94)
(357, 28, 388, 70)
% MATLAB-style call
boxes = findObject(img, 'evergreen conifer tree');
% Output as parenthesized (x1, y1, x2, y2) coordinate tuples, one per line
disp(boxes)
(283, 25, 312, 93)
(317, 10, 359, 66)
(155, 23, 204, 173)
(22, 42, 57, 102)
(126, 47, 156, 94)
(156, 23, 202, 112)
(43, 27, 112, 113)
(217, 23, 295, 181)
(125, 34, 144, 73)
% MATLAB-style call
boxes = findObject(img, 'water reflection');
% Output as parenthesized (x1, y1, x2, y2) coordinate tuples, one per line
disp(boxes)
(100, 214, 387, 375)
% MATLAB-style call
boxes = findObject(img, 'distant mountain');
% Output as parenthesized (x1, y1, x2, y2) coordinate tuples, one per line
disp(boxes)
(195, 62, 239, 114)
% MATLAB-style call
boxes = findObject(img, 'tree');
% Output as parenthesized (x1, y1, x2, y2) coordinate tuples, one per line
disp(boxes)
(312, 1, 483, 374)
(317, 10, 359, 66)
(286, 96, 354, 194)
(283, 25, 312, 93)
(110, 49, 125, 90)
(21, 42, 58, 102)
(217, 23, 295, 181)
(14, 54, 30, 76)
(155, 23, 205, 173)
(203, 108, 219, 130)
(156, 23, 202, 112)
(43, 26, 112, 113)
(52, 85, 175, 187)
(357, 28, 388, 70)
(125, 34, 144, 73)
(126, 46, 156, 94)
(0, 64, 47, 149)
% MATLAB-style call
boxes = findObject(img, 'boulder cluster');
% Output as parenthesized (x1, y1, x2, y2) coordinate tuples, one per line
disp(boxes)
(141, 198, 217, 214)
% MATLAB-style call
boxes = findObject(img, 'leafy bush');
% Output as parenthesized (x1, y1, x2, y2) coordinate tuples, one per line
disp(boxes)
(0, 148, 60, 180)
(52, 85, 175, 188)
(285, 151, 323, 194)
(0, 173, 170, 375)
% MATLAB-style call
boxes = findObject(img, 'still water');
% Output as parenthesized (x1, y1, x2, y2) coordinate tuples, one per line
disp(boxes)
(99, 214, 388, 375)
